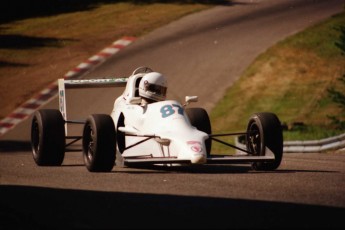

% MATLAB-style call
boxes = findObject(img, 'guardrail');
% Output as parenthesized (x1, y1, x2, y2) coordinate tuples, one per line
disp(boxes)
(283, 133, 345, 153)
(235, 133, 345, 153)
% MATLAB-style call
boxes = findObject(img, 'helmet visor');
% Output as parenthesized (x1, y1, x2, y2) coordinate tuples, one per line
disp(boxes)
(145, 84, 167, 97)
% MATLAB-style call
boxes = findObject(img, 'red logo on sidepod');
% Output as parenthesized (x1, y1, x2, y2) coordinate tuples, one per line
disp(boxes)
(187, 141, 203, 153)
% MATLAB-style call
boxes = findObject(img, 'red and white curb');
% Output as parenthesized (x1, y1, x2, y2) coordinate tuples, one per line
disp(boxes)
(0, 36, 136, 136)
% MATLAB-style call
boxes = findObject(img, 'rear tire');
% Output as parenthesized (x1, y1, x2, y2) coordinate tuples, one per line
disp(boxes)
(82, 114, 116, 172)
(246, 112, 283, 171)
(31, 109, 65, 166)
(185, 108, 212, 156)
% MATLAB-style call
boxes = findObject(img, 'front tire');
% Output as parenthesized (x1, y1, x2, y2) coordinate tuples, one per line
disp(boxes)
(31, 109, 65, 166)
(185, 108, 212, 156)
(82, 114, 116, 172)
(246, 112, 283, 171)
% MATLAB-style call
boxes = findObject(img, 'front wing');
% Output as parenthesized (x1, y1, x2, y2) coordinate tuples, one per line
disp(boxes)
(122, 147, 275, 166)
(120, 131, 275, 166)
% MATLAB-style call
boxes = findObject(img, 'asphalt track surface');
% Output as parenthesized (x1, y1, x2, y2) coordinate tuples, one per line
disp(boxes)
(1, 0, 345, 229)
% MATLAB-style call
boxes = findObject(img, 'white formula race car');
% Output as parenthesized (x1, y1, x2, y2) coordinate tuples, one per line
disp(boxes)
(31, 67, 283, 172)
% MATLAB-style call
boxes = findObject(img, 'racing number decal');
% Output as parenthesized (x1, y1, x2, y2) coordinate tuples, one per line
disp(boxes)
(160, 104, 183, 118)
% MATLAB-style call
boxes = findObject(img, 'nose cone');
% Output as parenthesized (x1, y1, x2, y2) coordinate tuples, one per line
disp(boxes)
(191, 153, 207, 164)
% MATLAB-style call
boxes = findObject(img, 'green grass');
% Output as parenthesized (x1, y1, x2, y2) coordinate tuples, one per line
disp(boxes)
(210, 11, 345, 150)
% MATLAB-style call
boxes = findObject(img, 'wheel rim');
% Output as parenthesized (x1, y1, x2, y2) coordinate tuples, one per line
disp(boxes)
(248, 122, 261, 155)
(31, 118, 40, 156)
(85, 124, 95, 162)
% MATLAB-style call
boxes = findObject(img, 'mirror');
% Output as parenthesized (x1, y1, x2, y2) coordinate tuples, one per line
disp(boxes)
(185, 96, 198, 103)
(183, 96, 198, 107)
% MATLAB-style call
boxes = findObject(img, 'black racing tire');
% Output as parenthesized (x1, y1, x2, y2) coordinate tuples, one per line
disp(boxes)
(185, 108, 212, 156)
(115, 113, 125, 167)
(82, 114, 116, 172)
(31, 109, 65, 166)
(246, 112, 283, 171)
(116, 113, 126, 154)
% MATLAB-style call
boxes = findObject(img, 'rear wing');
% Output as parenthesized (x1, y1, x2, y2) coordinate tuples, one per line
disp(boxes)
(58, 78, 127, 134)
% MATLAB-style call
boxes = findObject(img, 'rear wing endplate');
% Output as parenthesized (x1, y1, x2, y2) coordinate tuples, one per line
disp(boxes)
(58, 78, 127, 134)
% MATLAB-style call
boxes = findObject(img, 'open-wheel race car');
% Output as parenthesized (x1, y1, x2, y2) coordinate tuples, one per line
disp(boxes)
(31, 67, 283, 172)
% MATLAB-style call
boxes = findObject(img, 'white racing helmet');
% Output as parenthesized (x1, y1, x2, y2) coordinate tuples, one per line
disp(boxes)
(138, 72, 167, 102)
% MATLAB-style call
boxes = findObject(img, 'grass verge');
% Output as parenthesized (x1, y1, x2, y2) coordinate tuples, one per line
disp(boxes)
(210, 10, 345, 153)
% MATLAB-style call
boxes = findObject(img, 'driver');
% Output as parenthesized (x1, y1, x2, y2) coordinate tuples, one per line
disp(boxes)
(138, 72, 167, 105)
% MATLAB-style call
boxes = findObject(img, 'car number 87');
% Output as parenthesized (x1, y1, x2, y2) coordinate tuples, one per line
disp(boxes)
(160, 104, 184, 118)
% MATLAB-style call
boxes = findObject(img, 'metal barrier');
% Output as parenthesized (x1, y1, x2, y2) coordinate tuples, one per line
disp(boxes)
(235, 133, 345, 153)
(283, 133, 345, 153)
